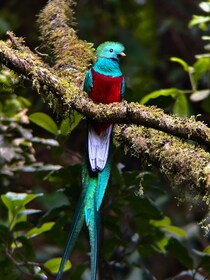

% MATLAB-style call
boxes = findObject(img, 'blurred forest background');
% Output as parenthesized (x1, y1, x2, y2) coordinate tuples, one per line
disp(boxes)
(0, 0, 210, 279)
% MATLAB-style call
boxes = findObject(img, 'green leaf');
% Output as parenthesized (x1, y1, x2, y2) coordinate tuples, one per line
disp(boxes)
(0, 73, 9, 85)
(44, 257, 71, 274)
(1, 192, 43, 209)
(1, 192, 43, 229)
(31, 137, 59, 146)
(170, 57, 189, 72)
(151, 217, 187, 238)
(193, 56, 210, 85)
(1, 194, 14, 213)
(29, 112, 58, 135)
(173, 94, 189, 117)
(203, 246, 210, 254)
(152, 236, 169, 253)
(189, 15, 210, 29)
(166, 238, 193, 268)
(1, 192, 42, 212)
(19, 163, 61, 172)
(25, 222, 55, 238)
(140, 88, 182, 105)
(151, 216, 171, 227)
(202, 36, 210, 41)
(163, 225, 187, 238)
(199, 2, 210, 13)
(190, 89, 210, 102)
(17, 96, 31, 107)
(60, 112, 82, 136)
(18, 209, 42, 216)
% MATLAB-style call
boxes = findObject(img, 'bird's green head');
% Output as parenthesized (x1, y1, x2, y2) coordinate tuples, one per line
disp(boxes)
(96, 41, 126, 61)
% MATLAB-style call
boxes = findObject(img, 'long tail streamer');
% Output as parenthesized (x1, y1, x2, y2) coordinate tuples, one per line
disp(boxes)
(56, 156, 111, 280)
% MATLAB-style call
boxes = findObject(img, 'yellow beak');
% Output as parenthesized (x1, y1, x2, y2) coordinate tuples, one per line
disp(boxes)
(119, 52, 126, 57)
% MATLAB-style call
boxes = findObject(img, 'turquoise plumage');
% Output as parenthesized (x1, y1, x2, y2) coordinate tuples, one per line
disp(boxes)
(56, 41, 125, 280)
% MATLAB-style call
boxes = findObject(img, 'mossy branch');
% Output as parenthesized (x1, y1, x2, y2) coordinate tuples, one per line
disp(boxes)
(1, 36, 210, 147)
(0, 0, 210, 201)
(1, 36, 210, 148)
(114, 125, 210, 199)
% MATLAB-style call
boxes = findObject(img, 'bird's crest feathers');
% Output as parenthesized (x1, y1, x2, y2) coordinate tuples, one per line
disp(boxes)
(96, 41, 125, 60)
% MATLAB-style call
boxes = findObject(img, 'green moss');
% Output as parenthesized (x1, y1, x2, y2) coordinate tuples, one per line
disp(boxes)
(114, 124, 210, 214)
(38, 0, 95, 73)
(35, 0, 95, 118)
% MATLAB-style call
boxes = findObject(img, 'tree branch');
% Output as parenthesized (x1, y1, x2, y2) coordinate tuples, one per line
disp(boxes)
(0, 0, 210, 202)
(114, 124, 210, 199)
(1, 37, 210, 148)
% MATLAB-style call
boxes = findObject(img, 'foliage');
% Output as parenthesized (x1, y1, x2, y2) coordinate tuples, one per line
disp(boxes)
(0, 0, 210, 280)
(29, 111, 82, 137)
(0, 68, 70, 279)
(0, 191, 71, 279)
(141, 0, 210, 118)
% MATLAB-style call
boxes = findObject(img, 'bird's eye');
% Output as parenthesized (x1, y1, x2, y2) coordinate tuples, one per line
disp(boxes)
(109, 49, 113, 53)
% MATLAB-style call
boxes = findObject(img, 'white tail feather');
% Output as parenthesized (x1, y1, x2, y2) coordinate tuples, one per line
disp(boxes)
(88, 125, 112, 171)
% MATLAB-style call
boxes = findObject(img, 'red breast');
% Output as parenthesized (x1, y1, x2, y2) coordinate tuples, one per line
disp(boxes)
(89, 68, 123, 135)
(89, 68, 122, 104)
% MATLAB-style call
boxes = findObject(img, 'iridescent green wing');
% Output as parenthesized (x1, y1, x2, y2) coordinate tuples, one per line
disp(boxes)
(84, 69, 93, 95)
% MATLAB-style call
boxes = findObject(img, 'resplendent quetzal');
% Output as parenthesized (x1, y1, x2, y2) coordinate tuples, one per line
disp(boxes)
(56, 41, 125, 280)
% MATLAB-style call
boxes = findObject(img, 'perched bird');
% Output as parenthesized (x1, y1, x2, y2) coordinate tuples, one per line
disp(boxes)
(56, 41, 125, 280)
